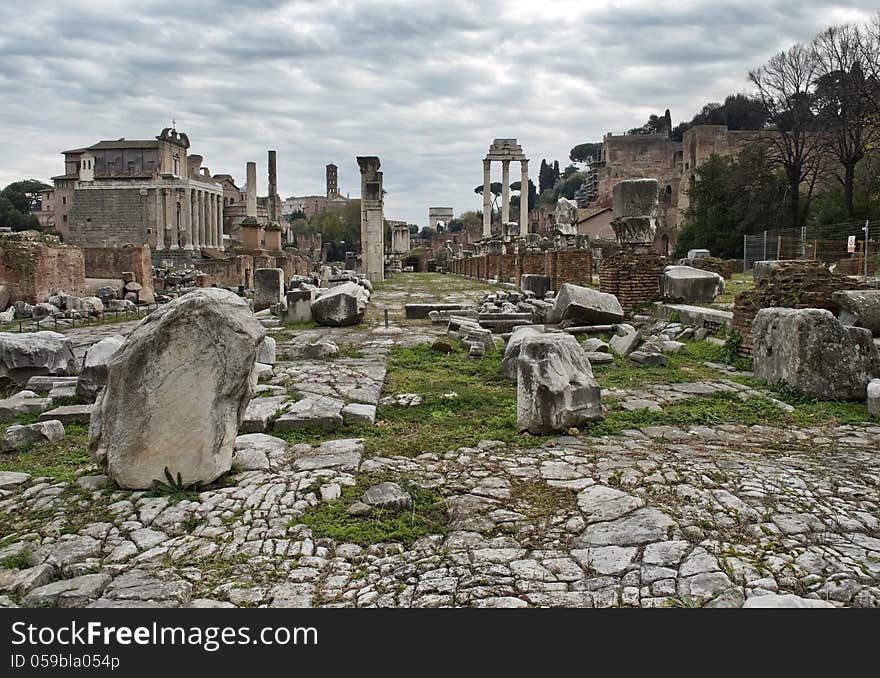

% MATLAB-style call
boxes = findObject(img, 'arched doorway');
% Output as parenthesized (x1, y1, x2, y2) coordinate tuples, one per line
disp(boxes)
(660, 233, 669, 257)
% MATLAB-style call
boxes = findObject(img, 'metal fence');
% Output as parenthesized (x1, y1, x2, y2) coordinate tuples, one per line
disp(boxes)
(743, 219, 880, 277)
(2, 302, 160, 334)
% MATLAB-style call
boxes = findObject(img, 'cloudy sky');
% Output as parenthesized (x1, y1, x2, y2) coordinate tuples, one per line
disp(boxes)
(1, 0, 876, 225)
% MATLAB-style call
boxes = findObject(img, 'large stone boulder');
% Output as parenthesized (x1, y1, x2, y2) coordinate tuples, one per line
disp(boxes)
(311, 282, 368, 327)
(2, 420, 65, 452)
(0, 331, 76, 386)
(752, 308, 880, 400)
(517, 334, 604, 434)
(501, 326, 543, 380)
(660, 266, 724, 303)
(75, 335, 126, 401)
(547, 283, 624, 325)
(89, 289, 265, 489)
(833, 290, 880, 337)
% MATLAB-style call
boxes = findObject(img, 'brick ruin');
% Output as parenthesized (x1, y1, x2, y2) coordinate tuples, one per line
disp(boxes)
(446, 249, 593, 291)
(0, 235, 87, 304)
(732, 260, 865, 355)
(599, 250, 667, 310)
(680, 256, 742, 280)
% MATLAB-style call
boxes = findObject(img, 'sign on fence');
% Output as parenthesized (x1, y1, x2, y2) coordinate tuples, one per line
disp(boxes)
(847, 235, 856, 253)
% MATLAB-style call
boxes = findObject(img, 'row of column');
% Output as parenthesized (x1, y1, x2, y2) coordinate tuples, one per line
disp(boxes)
(482, 158, 529, 238)
(155, 186, 223, 251)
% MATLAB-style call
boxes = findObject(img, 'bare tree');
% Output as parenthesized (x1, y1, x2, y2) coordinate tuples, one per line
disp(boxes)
(749, 43, 826, 229)
(857, 12, 880, 117)
(813, 24, 880, 218)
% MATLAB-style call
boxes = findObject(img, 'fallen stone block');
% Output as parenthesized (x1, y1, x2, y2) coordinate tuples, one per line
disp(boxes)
(585, 352, 615, 365)
(520, 274, 551, 299)
(628, 351, 668, 367)
(75, 335, 126, 401)
(868, 379, 880, 417)
(405, 303, 468, 319)
(660, 265, 724, 303)
(2, 420, 65, 452)
(502, 326, 544, 381)
(0, 394, 53, 422)
(752, 308, 880, 400)
(311, 282, 368, 327)
(0, 331, 76, 386)
(547, 284, 624, 325)
(256, 336, 277, 365)
(833, 289, 880, 337)
(342, 402, 376, 425)
(233, 433, 289, 471)
(517, 333, 603, 434)
(253, 268, 285, 312)
(291, 438, 362, 472)
(25, 376, 77, 393)
(39, 404, 93, 425)
(609, 323, 640, 357)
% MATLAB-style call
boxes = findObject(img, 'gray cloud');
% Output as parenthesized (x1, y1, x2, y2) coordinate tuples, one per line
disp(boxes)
(1, 0, 877, 224)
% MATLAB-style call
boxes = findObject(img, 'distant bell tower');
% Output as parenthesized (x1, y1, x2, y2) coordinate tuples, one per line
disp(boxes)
(326, 163, 338, 199)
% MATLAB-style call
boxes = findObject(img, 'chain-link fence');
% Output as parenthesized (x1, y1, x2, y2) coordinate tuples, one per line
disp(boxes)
(742, 220, 880, 278)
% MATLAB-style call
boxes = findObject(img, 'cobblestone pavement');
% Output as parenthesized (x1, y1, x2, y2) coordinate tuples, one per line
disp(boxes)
(1, 275, 878, 608)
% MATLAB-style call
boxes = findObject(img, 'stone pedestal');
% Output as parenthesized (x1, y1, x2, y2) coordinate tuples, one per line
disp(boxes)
(284, 289, 315, 324)
(264, 227, 282, 252)
(254, 268, 284, 312)
(240, 218, 263, 251)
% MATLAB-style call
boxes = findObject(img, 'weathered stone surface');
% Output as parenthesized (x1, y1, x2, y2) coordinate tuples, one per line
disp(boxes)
(868, 379, 880, 417)
(312, 282, 368, 327)
(253, 268, 284, 312)
(628, 351, 668, 367)
(501, 326, 543, 380)
(38, 404, 93, 424)
(743, 594, 835, 608)
(294, 340, 338, 360)
(520, 274, 551, 299)
(274, 396, 344, 432)
(571, 546, 637, 575)
(575, 508, 676, 546)
(342, 402, 376, 425)
(233, 433, 288, 471)
(23, 574, 111, 608)
(516, 334, 603, 434)
(75, 334, 125, 400)
(2, 420, 64, 452)
(585, 351, 615, 365)
(660, 266, 724, 303)
(580, 337, 609, 353)
(548, 284, 624, 325)
(834, 289, 880, 336)
(89, 289, 264, 489)
(362, 482, 412, 511)
(240, 395, 288, 434)
(256, 336, 277, 365)
(0, 331, 76, 386)
(0, 471, 30, 489)
(577, 485, 644, 523)
(752, 308, 880, 400)
(291, 438, 362, 472)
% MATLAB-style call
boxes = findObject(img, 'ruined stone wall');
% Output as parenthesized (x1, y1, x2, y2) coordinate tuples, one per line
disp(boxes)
(520, 253, 545, 276)
(732, 260, 865, 356)
(68, 188, 151, 247)
(82, 245, 152, 288)
(835, 256, 877, 276)
(600, 250, 666, 310)
(486, 254, 500, 280)
(196, 255, 254, 289)
(0, 237, 87, 303)
(499, 254, 518, 285)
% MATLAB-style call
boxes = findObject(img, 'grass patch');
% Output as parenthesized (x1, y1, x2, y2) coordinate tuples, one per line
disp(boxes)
(714, 272, 754, 305)
(299, 474, 449, 547)
(0, 422, 91, 482)
(592, 342, 728, 389)
(510, 480, 577, 522)
(275, 342, 539, 456)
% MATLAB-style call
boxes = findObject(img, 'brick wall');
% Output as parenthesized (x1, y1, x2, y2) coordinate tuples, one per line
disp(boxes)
(553, 250, 594, 290)
(196, 255, 254, 289)
(0, 237, 86, 303)
(681, 256, 740, 279)
(732, 260, 864, 356)
(600, 251, 666, 310)
(68, 188, 150, 247)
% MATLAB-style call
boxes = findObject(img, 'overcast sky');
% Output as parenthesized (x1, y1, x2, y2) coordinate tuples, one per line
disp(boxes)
(1, 0, 876, 225)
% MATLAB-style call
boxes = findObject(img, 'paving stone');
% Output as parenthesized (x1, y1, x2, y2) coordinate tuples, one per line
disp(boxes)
(274, 396, 344, 432)
(574, 509, 676, 547)
(576, 485, 645, 523)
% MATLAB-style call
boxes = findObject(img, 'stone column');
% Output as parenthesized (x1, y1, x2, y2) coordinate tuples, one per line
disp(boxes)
(482, 159, 491, 237)
(246, 162, 257, 218)
(190, 190, 198, 248)
(163, 188, 176, 249)
(211, 193, 218, 248)
(154, 188, 164, 250)
(520, 159, 529, 237)
(181, 188, 192, 249)
(207, 193, 214, 248)
(201, 191, 208, 248)
(267, 150, 277, 223)
(216, 195, 224, 250)
(194, 191, 201, 249)
(501, 159, 510, 225)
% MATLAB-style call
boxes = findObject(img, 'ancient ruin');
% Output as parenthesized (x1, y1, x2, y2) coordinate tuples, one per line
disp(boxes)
(357, 156, 384, 282)
(482, 139, 529, 238)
